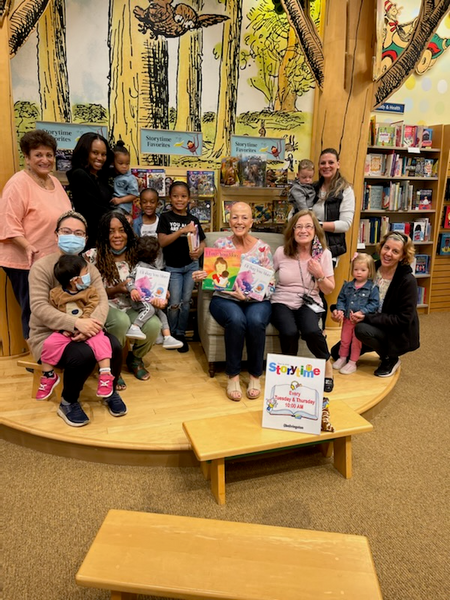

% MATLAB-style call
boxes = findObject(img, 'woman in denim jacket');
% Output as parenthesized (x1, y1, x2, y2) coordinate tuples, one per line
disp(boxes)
(332, 253, 379, 374)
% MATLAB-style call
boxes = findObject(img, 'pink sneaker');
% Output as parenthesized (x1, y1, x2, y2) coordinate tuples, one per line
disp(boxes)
(36, 373, 60, 400)
(97, 372, 114, 398)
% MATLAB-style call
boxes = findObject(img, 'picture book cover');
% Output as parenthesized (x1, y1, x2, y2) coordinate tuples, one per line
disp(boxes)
(443, 205, 450, 229)
(414, 254, 430, 274)
(189, 200, 211, 224)
(420, 127, 433, 147)
(235, 259, 274, 301)
(134, 266, 170, 302)
(368, 154, 384, 176)
(131, 168, 149, 192)
(417, 189, 432, 210)
(147, 169, 166, 196)
(403, 125, 418, 147)
(220, 157, 240, 186)
(376, 125, 395, 147)
(202, 248, 241, 291)
(187, 170, 215, 196)
(239, 156, 266, 187)
(438, 233, 450, 255)
(248, 202, 273, 224)
(262, 353, 325, 435)
(273, 199, 291, 223)
(265, 167, 288, 188)
(423, 159, 434, 178)
(222, 200, 235, 224)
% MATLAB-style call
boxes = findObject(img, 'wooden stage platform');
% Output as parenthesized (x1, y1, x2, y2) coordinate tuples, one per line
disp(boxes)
(0, 330, 399, 466)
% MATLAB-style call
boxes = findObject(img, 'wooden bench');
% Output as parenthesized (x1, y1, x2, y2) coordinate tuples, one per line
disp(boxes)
(183, 399, 373, 505)
(76, 509, 383, 600)
(17, 359, 63, 402)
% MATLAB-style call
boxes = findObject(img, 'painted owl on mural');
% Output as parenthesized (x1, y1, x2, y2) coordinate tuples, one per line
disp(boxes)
(133, 0, 229, 39)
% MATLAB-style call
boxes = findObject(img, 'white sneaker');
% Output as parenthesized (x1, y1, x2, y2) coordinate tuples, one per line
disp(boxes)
(162, 335, 183, 350)
(126, 324, 146, 340)
(340, 361, 357, 375)
(333, 357, 347, 370)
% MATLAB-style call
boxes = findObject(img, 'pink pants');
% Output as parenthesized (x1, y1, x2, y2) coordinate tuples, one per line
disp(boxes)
(41, 331, 112, 366)
(340, 318, 362, 362)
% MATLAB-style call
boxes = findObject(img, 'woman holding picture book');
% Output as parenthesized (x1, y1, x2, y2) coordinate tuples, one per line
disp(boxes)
(193, 202, 274, 402)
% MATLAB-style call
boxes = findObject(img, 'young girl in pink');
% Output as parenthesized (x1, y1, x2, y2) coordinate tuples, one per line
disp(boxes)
(332, 253, 380, 374)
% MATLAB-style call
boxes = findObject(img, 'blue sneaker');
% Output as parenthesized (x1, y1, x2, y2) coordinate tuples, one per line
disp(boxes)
(103, 391, 128, 417)
(57, 401, 89, 427)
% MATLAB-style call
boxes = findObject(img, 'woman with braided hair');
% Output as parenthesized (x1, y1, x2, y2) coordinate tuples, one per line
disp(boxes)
(85, 211, 163, 387)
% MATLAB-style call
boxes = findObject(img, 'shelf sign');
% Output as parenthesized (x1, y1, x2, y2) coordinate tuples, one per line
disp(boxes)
(374, 102, 405, 114)
(36, 121, 107, 149)
(231, 135, 285, 161)
(140, 129, 203, 156)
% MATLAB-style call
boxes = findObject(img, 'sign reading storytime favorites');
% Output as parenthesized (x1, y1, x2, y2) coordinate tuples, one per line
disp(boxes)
(140, 129, 203, 157)
(231, 135, 285, 161)
(262, 353, 325, 435)
(36, 121, 108, 149)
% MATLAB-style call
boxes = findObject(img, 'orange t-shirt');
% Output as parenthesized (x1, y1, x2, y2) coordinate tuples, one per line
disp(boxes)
(0, 170, 72, 269)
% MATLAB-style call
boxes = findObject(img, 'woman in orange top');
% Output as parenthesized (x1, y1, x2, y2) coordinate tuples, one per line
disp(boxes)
(0, 130, 71, 337)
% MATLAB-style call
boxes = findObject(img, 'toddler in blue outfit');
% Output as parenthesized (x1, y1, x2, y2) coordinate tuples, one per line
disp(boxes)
(332, 253, 380, 374)
(111, 141, 139, 216)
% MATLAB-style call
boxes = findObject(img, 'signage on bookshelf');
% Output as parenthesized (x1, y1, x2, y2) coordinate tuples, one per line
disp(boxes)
(231, 135, 285, 161)
(36, 121, 107, 149)
(374, 102, 405, 114)
(140, 129, 203, 156)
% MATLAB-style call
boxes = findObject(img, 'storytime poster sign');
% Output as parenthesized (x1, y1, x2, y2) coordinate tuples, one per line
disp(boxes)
(262, 353, 325, 435)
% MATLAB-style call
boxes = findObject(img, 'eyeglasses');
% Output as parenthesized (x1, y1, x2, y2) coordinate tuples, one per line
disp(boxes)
(57, 227, 86, 237)
(294, 224, 314, 231)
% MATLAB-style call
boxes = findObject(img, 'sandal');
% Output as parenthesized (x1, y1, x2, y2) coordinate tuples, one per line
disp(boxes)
(226, 378, 242, 402)
(127, 354, 150, 381)
(324, 377, 334, 393)
(116, 375, 127, 391)
(247, 376, 261, 400)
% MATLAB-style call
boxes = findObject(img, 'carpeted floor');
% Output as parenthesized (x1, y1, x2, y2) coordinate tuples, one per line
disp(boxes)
(2, 312, 449, 600)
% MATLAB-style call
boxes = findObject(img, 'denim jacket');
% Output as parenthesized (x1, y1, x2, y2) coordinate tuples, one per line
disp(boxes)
(336, 279, 380, 318)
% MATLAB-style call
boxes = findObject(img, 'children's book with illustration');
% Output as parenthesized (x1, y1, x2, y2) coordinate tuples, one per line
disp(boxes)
(442, 206, 450, 229)
(235, 259, 273, 301)
(265, 167, 288, 188)
(248, 202, 273, 224)
(416, 189, 432, 210)
(133, 267, 170, 302)
(220, 157, 240, 186)
(147, 169, 166, 196)
(413, 254, 430, 275)
(262, 353, 325, 435)
(189, 200, 211, 224)
(187, 170, 215, 196)
(438, 233, 450, 255)
(202, 248, 241, 291)
(131, 169, 150, 192)
(239, 157, 266, 187)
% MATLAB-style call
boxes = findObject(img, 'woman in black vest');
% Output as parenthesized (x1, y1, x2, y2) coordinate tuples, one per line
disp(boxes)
(312, 148, 355, 260)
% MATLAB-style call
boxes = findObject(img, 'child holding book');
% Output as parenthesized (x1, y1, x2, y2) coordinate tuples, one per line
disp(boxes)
(37, 254, 114, 400)
(288, 159, 316, 215)
(133, 187, 164, 270)
(125, 236, 182, 349)
(111, 141, 139, 216)
(157, 181, 206, 353)
(332, 253, 380, 374)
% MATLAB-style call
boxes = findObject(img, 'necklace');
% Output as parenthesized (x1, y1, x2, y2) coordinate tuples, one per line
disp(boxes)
(27, 169, 52, 190)
(297, 257, 314, 296)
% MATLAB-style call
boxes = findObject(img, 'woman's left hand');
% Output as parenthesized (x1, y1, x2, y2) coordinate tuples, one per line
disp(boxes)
(151, 297, 167, 309)
(307, 258, 324, 280)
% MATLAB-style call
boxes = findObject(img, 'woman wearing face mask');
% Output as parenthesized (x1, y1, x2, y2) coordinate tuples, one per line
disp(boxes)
(27, 211, 127, 428)
(0, 130, 71, 338)
(67, 132, 114, 249)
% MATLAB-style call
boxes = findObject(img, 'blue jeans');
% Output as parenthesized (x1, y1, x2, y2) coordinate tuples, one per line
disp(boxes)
(210, 296, 272, 377)
(166, 261, 199, 337)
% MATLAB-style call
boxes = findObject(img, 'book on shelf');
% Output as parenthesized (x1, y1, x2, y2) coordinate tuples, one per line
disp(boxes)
(376, 125, 395, 147)
(416, 189, 432, 210)
(438, 233, 450, 255)
(442, 206, 450, 229)
(363, 184, 384, 210)
(147, 169, 166, 196)
(131, 168, 150, 192)
(187, 170, 215, 196)
(189, 200, 211, 224)
(202, 247, 241, 292)
(222, 200, 235, 223)
(248, 201, 273, 224)
(390, 120, 404, 147)
(220, 157, 240, 186)
(413, 254, 430, 275)
(133, 266, 170, 302)
(420, 127, 433, 148)
(239, 157, 266, 187)
(366, 153, 384, 176)
(358, 215, 390, 245)
(412, 219, 431, 242)
(236, 259, 274, 301)
(265, 167, 288, 188)
(416, 286, 426, 305)
(403, 125, 419, 148)
(273, 199, 290, 223)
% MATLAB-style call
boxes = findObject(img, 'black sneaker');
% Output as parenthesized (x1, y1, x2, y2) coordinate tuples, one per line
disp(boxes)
(103, 391, 128, 417)
(374, 357, 401, 378)
(57, 401, 89, 427)
(176, 335, 189, 353)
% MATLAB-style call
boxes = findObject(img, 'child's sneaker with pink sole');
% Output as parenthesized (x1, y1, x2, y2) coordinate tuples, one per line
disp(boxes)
(96, 372, 114, 398)
(36, 373, 60, 400)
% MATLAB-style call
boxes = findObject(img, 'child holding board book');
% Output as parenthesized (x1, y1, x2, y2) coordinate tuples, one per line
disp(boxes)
(157, 181, 206, 353)
(332, 253, 379, 374)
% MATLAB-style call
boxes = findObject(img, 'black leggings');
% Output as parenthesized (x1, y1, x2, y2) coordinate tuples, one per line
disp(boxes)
(55, 332, 122, 404)
(3, 267, 30, 338)
(355, 323, 394, 360)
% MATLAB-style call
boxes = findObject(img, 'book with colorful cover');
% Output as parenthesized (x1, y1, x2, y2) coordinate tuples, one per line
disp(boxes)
(265, 167, 288, 188)
(443, 206, 450, 229)
(202, 248, 241, 291)
(131, 169, 149, 192)
(414, 254, 430, 275)
(147, 169, 166, 196)
(420, 127, 433, 148)
(376, 125, 395, 147)
(417, 189, 432, 210)
(187, 170, 215, 196)
(273, 199, 290, 223)
(220, 157, 240, 186)
(189, 200, 211, 224)
(222, 200, 235, 224)
(367, 154, 384, 176)
(134, 266, 170, 301)
(403, 125, 418, 147)
(248, 202, 273, 224)
(235, 259, 274, 301)
(239, 156, 266, 187)
(438, 233, 450, 255)
(423, 159, 434, 178)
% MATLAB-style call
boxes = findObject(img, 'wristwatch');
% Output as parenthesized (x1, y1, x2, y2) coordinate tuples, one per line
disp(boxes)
(316, 276, 325, 283)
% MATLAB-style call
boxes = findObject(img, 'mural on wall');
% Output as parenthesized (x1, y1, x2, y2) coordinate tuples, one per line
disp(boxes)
(9, 0, 323, 168)
(375, 0, 450, 124)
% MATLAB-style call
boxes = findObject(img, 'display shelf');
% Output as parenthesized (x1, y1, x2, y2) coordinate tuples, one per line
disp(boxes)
(367, 146, 440, 153)
(364, 176, 438, 181)
(361, 209, 435, 214)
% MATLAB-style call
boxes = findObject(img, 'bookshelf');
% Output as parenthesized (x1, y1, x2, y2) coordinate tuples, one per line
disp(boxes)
(355, 124, 447, 314)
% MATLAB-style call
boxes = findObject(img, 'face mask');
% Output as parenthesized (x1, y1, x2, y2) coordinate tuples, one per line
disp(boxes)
(58, 234, 86, 255)
(75, 273, 91, 291)
(111, 245, 127, 256)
